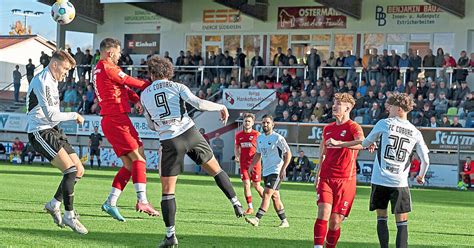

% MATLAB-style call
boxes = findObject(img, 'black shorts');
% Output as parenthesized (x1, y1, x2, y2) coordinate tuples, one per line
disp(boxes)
(28, 126, 75, 161)
(160, 126, 214, 177)
(263, 174, 282, 190)
(370, 184, 412, 214)
(90, 147, 101, 157)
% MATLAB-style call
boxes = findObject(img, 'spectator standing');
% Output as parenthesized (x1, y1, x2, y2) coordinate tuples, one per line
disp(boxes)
(408, 48, 421, 82)
(26, 58, 35, 84)
(343, 50, 357, 82)
(12, 65, 21, 102)
(84, 49, 93, 79)
(388, 50, 400, 87)
(91, 49, 100, 69)
(306, 48, 321, 83)
(423, 49, 436, 80)
(211, 133, 225, 165)
(39, 51, 50, 68)
(67, 48, 75, 82)
(273, 47, 287, 66)
(164, 51, 173, 64)
(251, 48, 264, 79)
(176, 50, 185, 66)
(192, 49, 203, 66)
(455, 51, 469, 83)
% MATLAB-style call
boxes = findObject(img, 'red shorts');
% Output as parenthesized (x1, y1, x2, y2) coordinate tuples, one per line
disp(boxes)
(317, 177, 356, 217)
(240, 163, 261, 182)
(101, 114, 143, 157)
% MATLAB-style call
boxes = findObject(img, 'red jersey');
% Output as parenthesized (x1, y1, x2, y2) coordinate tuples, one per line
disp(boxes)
(320, 120, 363, 179)
(410, 159, 420, 173)
(235, 129, 260, 167)
(12, 141, 24, 152)
(463, 161, 473, 174)
(93, 59, 149, 116)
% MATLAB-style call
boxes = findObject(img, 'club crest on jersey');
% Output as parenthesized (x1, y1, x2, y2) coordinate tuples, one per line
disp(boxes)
(340, 130, 347, 137)
(249, 136, 253, 140)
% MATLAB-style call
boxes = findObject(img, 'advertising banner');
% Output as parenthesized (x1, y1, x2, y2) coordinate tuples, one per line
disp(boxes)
(375, 4, 444, 27)
(277, 6, 347, 29)
(222, 89, 276, 110)
(191, 9, 254, 32)
(124, 33, 160, 54)
(0, 113, 29, 132)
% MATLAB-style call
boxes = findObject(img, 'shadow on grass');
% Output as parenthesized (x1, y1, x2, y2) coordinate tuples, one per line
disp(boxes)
(0, 227, 452, 247)
(2, 168, 473, 208)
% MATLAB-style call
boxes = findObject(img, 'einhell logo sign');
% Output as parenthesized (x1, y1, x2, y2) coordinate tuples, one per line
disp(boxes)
(124, 33, 160, 54)
(203, 9, 240, 23)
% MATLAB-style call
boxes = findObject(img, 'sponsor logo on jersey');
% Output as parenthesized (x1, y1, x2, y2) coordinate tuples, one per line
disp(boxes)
(240, 142, 253, 148)
(249, 136, 253, 140)
(340, 130, 347, 137)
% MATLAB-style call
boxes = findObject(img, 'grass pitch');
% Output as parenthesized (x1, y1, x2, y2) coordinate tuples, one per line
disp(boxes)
(0, 163, 473, 247)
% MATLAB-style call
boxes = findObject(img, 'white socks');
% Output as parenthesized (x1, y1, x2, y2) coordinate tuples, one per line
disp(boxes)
(134, 183, 148, 204)
(64, 210, 75, 219)
(166, 226, 176, 238)
(107, 188, 122, 206)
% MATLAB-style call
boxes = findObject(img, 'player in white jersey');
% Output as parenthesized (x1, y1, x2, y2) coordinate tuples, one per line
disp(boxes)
(327, 93, 430, 248)
(245, 114, 292, 228)
(26, 50, 87, 234)
(140, 56, 244, 248)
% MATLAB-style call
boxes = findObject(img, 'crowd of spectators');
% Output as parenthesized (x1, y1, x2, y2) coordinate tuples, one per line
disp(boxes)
(19, 46, 474, 127)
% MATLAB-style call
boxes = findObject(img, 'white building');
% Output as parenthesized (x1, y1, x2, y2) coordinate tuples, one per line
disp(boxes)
(0, 35, 56, 92)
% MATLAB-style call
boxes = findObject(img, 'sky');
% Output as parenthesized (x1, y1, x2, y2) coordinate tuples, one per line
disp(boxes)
(0, 0, 93, 50)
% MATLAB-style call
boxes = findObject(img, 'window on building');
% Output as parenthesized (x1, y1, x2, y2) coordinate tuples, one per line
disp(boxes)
(291, 35, 310, 42)
(334, 34, 354, 54)
(186, 35, 202, 54)
(270, 35, 288, 63)
(434, 33, 455, 55)
(312, 34, 331, 42)
(205, 35, 221, 42)
(224, 35, 241, 57)
(243, 35, 261, 66)
(364, 33, 384, 53)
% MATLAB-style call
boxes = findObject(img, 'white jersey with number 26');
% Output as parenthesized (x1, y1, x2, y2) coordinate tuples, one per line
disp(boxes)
(361, 117, 430, 187)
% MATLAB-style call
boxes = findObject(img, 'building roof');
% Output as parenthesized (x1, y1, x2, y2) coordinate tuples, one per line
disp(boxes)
(0, 35, 56, 50)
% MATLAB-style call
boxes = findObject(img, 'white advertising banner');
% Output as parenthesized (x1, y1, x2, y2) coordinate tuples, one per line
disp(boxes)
(0, 112, 158, 139)
(357, 161, 458, 188)
(0, 113, 28, 132)
(222, 89, 276, 110)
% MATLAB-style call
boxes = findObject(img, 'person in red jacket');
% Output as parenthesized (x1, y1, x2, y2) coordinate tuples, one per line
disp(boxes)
(94, 38, 158, 221)
(409, 153, 421, 187)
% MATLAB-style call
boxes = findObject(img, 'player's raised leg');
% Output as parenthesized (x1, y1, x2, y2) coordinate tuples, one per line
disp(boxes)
(201, 156, 244, 217)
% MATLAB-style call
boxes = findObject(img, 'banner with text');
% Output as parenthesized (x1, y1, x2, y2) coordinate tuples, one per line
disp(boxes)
(277, 6, 347, 29)
(191, 9, 254, 32)
(374, 4, 444, 27)
(222, 89, 276, 110)
(253, 122, 474, 152)
(124, 33, 160, 54)
(0, 113, 28, 132)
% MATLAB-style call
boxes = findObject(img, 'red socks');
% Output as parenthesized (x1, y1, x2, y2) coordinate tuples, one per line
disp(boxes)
(132, 160, 147, 184)
(314, 219, 328, 246)
(246, 195, 252, 205)
(326, 228, 341, 248)
(112, 167, 131, 190)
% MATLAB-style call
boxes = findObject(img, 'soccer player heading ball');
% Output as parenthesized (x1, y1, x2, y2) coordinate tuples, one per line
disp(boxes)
(27, 49, 87, 234)
(327, 93, 430, 248)
(94, 38, 159, 221)
(140, 56, 244, 248)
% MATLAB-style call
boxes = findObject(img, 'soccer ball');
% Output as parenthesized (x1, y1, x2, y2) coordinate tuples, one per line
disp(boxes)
(51, 0, 76, 25)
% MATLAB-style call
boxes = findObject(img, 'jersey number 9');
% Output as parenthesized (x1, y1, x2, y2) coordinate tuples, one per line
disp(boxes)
(154, 92, 171, 118)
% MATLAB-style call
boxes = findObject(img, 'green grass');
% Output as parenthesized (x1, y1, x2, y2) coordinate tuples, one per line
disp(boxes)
(0, 163, 473, 247)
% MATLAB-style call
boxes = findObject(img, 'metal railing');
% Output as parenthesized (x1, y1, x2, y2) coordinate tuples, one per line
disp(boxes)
(252, 65, 307, 82)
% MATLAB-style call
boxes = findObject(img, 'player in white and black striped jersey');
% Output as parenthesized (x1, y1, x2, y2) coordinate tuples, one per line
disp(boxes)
(327, 93, 430, 248)
(26, 50, 87, 234)
(140, 56, 244, 248)
(245, 114, 292, 228)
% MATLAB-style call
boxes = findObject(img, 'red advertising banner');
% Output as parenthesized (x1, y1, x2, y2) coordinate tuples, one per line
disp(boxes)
(277, 6, 346, 29)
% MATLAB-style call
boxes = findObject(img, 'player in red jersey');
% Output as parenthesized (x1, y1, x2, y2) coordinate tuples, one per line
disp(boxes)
(94, 38, 159, 221)
(314, 93, 369, 248)
(408, 154, 420, 187)
(461, 156, 473, 188)
(234, 113, 264, 215)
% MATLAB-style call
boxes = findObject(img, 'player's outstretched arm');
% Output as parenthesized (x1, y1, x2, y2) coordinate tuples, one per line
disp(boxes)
(104, 63, 149, 90)
(180, 84, 228, 124)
